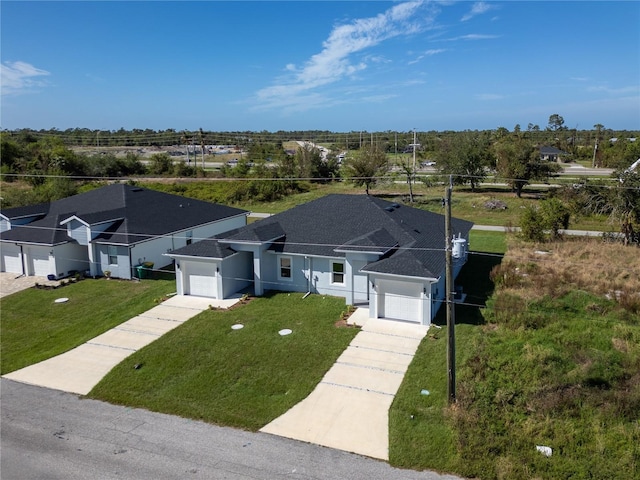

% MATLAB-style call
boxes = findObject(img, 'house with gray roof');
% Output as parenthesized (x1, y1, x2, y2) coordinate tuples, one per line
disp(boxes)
(0, 184, 248, 280)
(166, 194, 473, 325)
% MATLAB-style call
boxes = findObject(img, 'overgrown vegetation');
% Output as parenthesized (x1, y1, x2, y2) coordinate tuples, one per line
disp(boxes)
(391, 237, 640, 479)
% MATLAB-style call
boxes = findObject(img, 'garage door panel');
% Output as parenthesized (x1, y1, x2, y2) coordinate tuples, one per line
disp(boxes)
(2, 247, 22, 273)
(186, 262, 217, 298)
(31, 254, 50, 277)
(189, 274, 216, 297)
(379, 280, 421, 323)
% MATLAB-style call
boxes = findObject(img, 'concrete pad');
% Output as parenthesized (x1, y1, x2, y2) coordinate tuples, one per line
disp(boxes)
(350, 330, 423, 356)
(322, 363, 405, 395)
(261, 312, 428, 460)
(88, 328, 160, 351)
(347, 307, 371, 327)
(139, 304, 206, 322)
(261, 383, 394, 460)
(117, 315, 185, 336)
(337, 345, 416, 372)
(362, 317, 430, 339)
(4, 343, 134, 395)
(163, 294, 240, 310)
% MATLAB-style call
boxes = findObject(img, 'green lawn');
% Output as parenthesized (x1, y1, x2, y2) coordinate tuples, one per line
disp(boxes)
(88, 292, 359, 431)
(0, 277, 174, 374)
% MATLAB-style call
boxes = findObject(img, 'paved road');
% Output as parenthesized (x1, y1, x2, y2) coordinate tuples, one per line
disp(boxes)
(1, 379, 462, 480)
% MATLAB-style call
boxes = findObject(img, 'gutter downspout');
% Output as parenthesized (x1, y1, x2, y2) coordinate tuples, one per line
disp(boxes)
(303, 256, 312, 299)
(18, 244, 26, 276)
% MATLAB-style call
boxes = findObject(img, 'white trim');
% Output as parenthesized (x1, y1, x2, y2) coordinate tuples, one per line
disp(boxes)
(278, 255, 293, 281)
(331, 260, 345, 285)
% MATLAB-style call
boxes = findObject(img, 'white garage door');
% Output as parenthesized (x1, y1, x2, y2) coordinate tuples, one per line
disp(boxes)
(379, 280, 422, 323)
(30, 253, 50, 277)
(2, 246, 22, 273)
(187, 263, 217, 298)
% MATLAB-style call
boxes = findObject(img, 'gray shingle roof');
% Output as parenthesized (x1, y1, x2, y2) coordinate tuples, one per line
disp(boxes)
(172, 194, 473, 279)
(0, 184, 248, 246)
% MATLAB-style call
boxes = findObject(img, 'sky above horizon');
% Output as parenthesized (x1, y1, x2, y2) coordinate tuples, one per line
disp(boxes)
(1, 1, 639, 133)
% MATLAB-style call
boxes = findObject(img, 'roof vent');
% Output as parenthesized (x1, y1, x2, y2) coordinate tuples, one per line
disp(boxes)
(132, 188, 143, 192)
(385, 206, 395, 212)
(391, 203, 400, 208)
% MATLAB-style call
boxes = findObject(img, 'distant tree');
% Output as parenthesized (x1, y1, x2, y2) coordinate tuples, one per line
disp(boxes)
(396, 158, 416, 202)
(493, 138, 561, 197)
(547, 114, 566, 132)
(344, 144, 389, 195)
(148, 153, 173, 175)
(435, 130, 492, 191)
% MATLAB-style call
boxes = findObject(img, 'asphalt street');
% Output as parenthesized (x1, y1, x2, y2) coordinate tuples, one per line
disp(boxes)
(1, 379, 462, 480)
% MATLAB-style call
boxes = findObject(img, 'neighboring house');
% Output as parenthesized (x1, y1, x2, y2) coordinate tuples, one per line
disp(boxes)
(539, 146, 568, 162)
(166, 194, 473, 326)
(0, 184, 248, 280)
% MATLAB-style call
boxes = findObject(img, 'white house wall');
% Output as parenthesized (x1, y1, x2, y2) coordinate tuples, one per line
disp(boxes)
(67, 219, 90, 245)
(96, 244, 131, 279)
(221, 251, 253, 298)
(52, 243, 89, 278)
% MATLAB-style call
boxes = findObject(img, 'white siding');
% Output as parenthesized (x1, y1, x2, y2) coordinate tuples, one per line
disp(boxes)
(53, 243, 90, 277)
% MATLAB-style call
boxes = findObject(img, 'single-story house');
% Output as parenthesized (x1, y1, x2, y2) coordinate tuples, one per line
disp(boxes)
(539, 146, 568, 162)
(165, 194, 473, 326)
(0, 184, 248, 280)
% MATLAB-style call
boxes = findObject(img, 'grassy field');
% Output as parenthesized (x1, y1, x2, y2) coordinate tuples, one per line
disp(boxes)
(390, 237, 640, 479)
(140, 180, 615, 233)
(88, 292, 359, 430)
(0, 277, 175, 374)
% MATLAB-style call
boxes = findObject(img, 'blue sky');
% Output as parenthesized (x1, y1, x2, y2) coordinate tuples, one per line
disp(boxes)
(1, 1, 639, 132)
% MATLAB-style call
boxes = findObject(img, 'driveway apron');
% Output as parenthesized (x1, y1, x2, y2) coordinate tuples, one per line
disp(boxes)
(3, 295, 235, 395)
(260, 314, 428, 461)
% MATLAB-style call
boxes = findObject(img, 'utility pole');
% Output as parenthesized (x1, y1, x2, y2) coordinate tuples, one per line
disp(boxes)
(445, 175, 456, 403)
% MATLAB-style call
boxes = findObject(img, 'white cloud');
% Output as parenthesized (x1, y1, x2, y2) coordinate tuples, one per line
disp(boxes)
(476, 93, 505, 101)
(452, 33, 500, 41)
(408, 48, 446, 65)
(252, 1, 435, 113)
(461, 2, 494, 22)
(1, 61, 50, 96)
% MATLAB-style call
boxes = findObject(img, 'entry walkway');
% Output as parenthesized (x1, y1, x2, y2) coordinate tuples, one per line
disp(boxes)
(261, 311, 428, 460)
(3, 295, 238, 395)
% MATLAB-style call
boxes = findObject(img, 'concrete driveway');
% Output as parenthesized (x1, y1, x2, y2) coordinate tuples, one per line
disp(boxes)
(3, 295, 239, 395)
(261, 311, 428, 461)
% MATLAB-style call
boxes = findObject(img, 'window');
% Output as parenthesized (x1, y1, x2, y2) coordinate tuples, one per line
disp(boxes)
(108, 246, 118, 265)
(332, 261, 345, 284)
(186, 231, 193, 246)
(279, 256, 292, 279)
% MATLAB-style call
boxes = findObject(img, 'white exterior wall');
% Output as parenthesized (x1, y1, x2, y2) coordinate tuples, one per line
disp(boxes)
(221, 251, 253, 298)
(67, 219, 90, 245)
(52, 243, 90, 278)
(96, 244, 131, 279)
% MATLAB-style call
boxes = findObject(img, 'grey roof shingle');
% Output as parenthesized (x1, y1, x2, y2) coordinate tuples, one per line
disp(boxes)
(171, 194, 473, 279)
(0, 184, 248, 246)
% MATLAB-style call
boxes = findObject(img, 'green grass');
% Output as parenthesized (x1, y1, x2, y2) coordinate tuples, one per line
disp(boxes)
(469, 230, 507, 254)
(0, 277, 175, 374)
(88, 292, 359, 431)
(390, 239, 640, 479)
